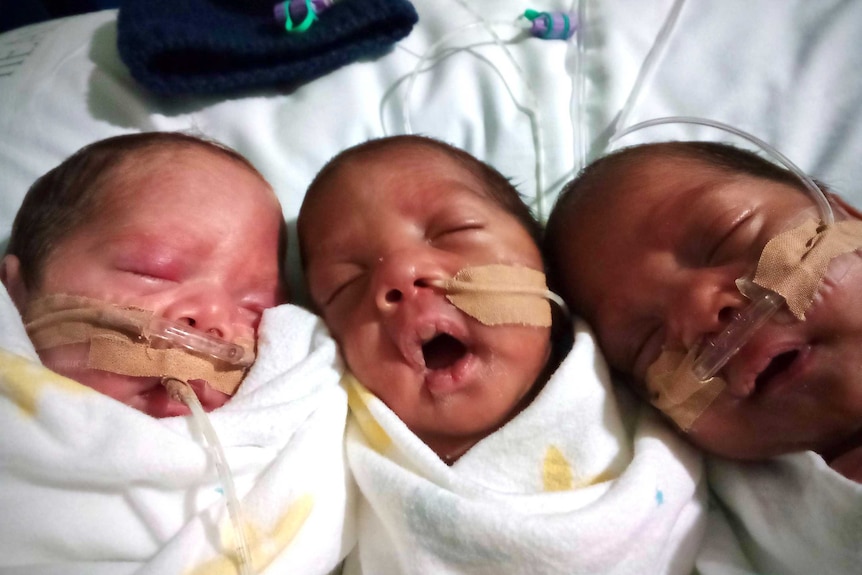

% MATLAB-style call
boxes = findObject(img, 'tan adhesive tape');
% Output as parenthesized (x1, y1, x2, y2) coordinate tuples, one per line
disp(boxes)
(87, 336, 246, 395)
(23, 294, 252, 395)
(645, 348, 725, 431)
(753, 219, 862, 320)
(437, 264, 556, 327)
(25, 294, 153, 350)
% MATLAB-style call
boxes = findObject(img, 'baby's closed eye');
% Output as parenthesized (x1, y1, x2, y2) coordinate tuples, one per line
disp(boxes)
(117, 263, 180, 284)
(702, 211, 757, 266)
(313, 265, 367, 307)
(430, 222, 483, 240)
(112, 242, 186, 283)
(427, 212, 485, 246)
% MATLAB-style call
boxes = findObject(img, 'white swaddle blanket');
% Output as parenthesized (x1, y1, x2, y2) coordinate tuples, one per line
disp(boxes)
(343, 320, 707, 575)
(0, 285, 354, 575)
(703, 452, 862, 575)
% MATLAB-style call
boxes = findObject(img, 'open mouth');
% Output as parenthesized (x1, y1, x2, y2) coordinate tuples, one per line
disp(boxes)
(422, 333, 468, 371)
(754, 349, 799, 390)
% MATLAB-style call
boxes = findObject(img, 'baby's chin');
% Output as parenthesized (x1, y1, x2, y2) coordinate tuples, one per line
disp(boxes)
(65, 368, 229, 418)
(129, 383, 194, 418)
(124, 377, 231, 418)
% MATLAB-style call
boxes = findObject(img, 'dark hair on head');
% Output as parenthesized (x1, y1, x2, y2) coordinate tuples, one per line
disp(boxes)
(298, 134, 543, 265)
(5, 131, 269, 290)
(544, 140, 816, 285)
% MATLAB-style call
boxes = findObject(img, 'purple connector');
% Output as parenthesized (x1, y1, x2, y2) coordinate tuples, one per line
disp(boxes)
(525, 10, 578, 40)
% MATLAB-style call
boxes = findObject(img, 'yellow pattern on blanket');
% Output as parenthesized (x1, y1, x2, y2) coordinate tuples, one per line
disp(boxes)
(0, 349, 92, 416)
(188, 494, 314, 575)
(344, 373, 392, 454)
(542, 446, 574, 491)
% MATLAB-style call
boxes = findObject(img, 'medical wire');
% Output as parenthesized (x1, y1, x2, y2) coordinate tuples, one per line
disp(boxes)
(395, 1, 549, 220)
(400, 20, 529, 135)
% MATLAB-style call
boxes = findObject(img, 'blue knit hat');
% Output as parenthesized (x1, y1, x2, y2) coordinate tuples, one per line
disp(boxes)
(117, 0, 418, 96)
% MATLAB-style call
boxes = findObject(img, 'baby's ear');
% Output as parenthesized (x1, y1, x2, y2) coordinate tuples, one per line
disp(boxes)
(0, 254, 30, 312)
(827, 192, 862, 220)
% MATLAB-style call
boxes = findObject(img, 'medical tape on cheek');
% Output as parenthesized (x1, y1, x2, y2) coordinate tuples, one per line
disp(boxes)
(645, 348, 726, 431)
(752, 219, 862, 320)
(23, 294, 254, 395)
(431, 264, 563, 327)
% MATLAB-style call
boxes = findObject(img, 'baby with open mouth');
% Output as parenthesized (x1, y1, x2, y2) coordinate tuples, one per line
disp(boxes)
(545, 140, 862, 483)
(300, 135, 716, 575)
(545, 140, 862, 575)
(299, 134, 564, 465)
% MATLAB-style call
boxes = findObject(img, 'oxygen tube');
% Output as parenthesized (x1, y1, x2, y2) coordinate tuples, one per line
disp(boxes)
(23, 295, 256, 574)
(608, 116, 835, 390)
(165, 378, 255, 575)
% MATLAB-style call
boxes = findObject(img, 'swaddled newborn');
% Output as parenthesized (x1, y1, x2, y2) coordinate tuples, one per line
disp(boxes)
(298, 134, 708, 575)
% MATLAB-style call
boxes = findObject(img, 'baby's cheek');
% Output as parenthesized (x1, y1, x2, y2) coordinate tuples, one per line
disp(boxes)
(487, 325, 551, 373)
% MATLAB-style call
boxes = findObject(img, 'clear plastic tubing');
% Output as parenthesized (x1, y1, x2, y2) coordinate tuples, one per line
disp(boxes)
(608, 116, 834, 225)
(147, 316, 250, 366)
(690, 281, 784, 381)
(609, 116, 835, 380)
(168, 380, 255, 575)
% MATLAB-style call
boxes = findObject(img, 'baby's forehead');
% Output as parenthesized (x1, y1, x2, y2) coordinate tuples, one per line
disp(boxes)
(97, 144, 204, 189)
(344, 142, 480, 181)
(593, 154, 723, 207)
(316, 145, 493, 206)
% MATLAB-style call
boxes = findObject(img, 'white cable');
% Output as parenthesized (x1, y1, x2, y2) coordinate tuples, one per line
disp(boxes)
(448, 0, 548, 221)
(608, 0, 687, 142)
(400, 21, 526, 134)
(394, 1, 549, 220)
(567, 0, 587, 176)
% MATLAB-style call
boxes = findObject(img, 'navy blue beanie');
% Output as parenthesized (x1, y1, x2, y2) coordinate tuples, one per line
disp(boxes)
(117, 0, 418, 96)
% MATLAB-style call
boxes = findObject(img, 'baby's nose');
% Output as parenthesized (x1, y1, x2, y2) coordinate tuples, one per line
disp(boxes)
(374, 252, 442, 312)
(672, 273, 748, 350)
(160, 290, 236, 342)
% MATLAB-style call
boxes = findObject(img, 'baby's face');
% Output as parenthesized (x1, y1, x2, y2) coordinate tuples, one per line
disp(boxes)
(556, 157, 862, 460)
(24, 147, 287, 417)
(302, 146, 551, 460)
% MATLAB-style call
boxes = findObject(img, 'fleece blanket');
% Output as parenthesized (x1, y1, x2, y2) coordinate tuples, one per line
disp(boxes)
(701, 452, 862, 575)
(343, 320, 707, 575)
(0, 284, 354, 575)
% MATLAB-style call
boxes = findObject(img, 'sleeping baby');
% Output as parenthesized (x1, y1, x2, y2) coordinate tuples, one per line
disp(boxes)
(298, 134, 708, 575)
(0, 131, 354, 574)
(544, 140, 862, 575)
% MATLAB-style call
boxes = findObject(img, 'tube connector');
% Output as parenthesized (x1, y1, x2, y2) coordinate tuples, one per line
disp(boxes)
(524, 9, 578, 40)
(147, 316, 252, 367)
(691, 279, 784, 381)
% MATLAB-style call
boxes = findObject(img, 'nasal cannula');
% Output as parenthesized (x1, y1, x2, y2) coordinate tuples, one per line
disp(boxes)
(609, 116, 835, 381)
